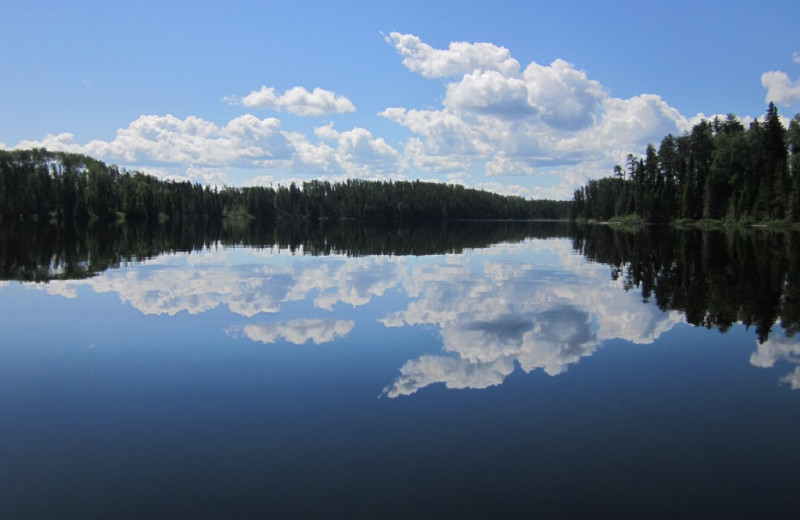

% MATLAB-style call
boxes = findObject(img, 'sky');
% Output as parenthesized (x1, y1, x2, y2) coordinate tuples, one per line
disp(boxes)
(2, 0, 799, 200)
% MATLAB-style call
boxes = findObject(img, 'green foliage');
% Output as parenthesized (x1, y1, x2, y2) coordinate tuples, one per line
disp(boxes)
(0, 149, 571, 222)
(572, 104, 800, 224)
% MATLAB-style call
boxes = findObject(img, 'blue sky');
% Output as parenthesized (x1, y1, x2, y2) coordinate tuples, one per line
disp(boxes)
(2, 0, 799, 199)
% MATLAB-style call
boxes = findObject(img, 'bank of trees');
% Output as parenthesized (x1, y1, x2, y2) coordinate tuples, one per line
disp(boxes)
(0, 149, 570, 222)
(572, 103, 800, 223)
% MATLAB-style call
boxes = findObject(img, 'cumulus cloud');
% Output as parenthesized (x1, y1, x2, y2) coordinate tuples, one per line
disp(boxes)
(523, 59, 605, 130)
(386, 32, 520, 78)
(485, 152, 535, 176)
(444, 70, 531, 117)
(14, 112, 406, 183)
(761, 70, 800, 107)
(229, 85, 356, 116)
(239, 319, 355, 345)
(314, 123, 405, 178)
(17, 114, 295, 169)
(383, 33, 697, 188)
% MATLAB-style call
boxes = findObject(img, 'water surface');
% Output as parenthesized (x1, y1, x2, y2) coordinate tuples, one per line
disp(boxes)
(1, 222, 799, 518)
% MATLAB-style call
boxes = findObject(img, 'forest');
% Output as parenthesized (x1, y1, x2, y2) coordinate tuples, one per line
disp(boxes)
(571, 103, 800, 223)
(0, 149, 570, 222)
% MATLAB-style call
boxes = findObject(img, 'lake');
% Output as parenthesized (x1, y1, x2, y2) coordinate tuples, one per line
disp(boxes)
(1, 221, 799, 519)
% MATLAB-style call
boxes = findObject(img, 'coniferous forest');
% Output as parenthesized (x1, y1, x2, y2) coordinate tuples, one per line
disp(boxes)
(0, 149, 570, 222)
(571, 103, 800, 224)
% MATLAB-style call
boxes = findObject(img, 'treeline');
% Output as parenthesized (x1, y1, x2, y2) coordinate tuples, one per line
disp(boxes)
(572, 103, 800, 223)
(0, 149, 570, 222)
(572, 224, 800, 343)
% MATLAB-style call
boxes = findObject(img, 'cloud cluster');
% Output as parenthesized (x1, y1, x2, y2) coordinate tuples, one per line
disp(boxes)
(380, 33, 698, 196)
(13, 33, 717, 197)
(17, 114, 294, 169)
(18, 114, 404, 182)
(227, 85, 356, 116)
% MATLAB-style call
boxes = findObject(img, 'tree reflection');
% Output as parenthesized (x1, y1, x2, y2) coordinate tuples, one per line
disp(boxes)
(572, 225, 800, 343)
(0, 219, 571, 282)
(2, 220, 798, 345)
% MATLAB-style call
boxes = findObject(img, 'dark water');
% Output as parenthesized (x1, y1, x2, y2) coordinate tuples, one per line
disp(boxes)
(1, 221, 799, 519)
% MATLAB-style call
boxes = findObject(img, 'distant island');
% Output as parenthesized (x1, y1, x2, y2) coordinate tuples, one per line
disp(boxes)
(571, 103, 800, 225)
(0, 149, 569, 222)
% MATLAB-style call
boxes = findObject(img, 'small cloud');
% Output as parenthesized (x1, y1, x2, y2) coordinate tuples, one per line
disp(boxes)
(227, 85, 356, 116)
(81, 79, 91, 86)
(221, 94, 240, 105)
(794, 52, 800, 65)
(386, 32, 520, 79)
(761, 70, 800, 106)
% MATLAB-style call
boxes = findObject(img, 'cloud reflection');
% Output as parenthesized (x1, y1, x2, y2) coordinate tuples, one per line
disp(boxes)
(235, 319, 355, 346)
(750, 329, 800, 389)
(381, 242, 683, 397)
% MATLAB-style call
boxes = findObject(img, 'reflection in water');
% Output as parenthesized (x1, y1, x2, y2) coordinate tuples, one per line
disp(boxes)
(232, 319, 356, 346)
(0, 219, 569, 282)
(750, 329, 800, 389)
(381, 306, 601, 397)
(572, 225, 800, 344)
(379, 241, 683, 396)
(2, 222, 800, 393)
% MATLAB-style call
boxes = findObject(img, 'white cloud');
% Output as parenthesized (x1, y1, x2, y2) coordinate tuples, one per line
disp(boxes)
(314, 123, 406, 178)
(14, 113, 408, 183)
(444, 70, 531, 117)
(382, 33, 698, 191)
(380, 107, 493, 157)
(285, 131, 343, 175)
(386, 32, 520, 78)
(761, 70, 800, 106)
(485, 152, 535, 176)
(523, 59, 605, 130)
(230, 85, 356, 116)
(17, 114, 295, 169)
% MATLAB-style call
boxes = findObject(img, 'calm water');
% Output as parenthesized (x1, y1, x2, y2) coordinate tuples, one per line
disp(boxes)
(1, 221, 799, 519)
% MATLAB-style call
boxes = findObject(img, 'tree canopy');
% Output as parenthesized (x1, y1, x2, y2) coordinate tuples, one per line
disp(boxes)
(571, 103, 800, 223)
(0, 149, 570, 222)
